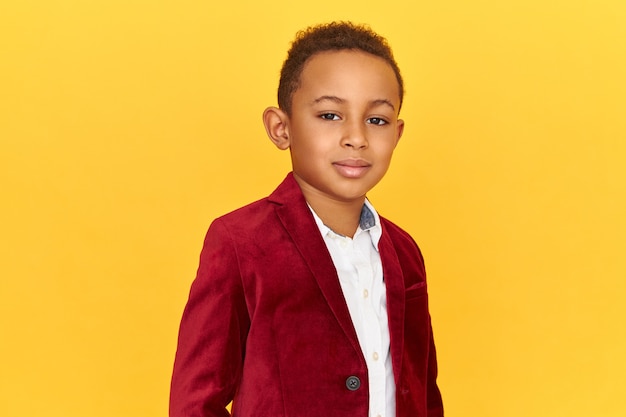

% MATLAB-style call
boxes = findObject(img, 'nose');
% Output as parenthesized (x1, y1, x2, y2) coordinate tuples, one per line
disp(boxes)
(340, 119, 368, 150)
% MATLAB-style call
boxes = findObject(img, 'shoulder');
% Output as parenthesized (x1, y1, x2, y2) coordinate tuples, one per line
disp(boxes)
(380, 215, 426, 268)
(208, 172, 308, 236)
(217, 196, 273, 222)
(207, 196, 277, 239)
(380, 215, 419, 248)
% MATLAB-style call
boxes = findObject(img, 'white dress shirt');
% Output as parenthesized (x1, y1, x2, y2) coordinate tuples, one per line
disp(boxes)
(309, 200, 395, 417)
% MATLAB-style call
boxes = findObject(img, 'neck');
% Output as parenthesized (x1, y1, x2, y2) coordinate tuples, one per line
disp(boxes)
(295, 178, 365, 238)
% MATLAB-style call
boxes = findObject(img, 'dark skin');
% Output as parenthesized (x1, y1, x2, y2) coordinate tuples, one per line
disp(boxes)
(263, 50, 404, 237)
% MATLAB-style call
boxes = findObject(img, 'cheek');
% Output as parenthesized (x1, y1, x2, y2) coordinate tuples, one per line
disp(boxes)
(372, 139, 398, 159)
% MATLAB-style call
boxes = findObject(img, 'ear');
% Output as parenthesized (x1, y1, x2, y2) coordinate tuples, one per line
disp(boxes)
(263, 107, 291, 150)
(395, 118, 405, 146)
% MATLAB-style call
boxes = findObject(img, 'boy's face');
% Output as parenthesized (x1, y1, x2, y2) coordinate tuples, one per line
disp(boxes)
(277, 50, 404, 205)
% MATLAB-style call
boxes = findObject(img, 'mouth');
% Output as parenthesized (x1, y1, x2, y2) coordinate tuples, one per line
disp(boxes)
(332, 159, 371, 178)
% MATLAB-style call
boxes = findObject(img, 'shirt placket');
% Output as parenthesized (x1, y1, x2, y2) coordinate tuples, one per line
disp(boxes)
(353, 233, 386, 417)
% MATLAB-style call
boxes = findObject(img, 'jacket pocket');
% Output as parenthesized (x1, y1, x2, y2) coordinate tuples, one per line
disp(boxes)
(404, 281, 427, 301)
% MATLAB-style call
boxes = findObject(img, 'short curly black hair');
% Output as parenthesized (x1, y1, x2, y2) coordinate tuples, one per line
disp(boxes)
(278, 21, 404, 115)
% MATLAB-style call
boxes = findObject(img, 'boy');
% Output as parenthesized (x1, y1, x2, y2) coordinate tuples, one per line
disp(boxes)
(170, 22, 443, 417)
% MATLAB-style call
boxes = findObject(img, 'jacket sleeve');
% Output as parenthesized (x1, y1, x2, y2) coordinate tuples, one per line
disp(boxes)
(427, 317, 444, 417)
(170, 219, 250, 417)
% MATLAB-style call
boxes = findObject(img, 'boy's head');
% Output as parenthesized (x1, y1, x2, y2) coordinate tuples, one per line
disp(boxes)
(278, 22, 404, 115)
(263, 22, 405, 212)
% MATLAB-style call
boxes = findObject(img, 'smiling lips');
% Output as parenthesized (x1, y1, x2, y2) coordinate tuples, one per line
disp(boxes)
(332, 159, 371, 178)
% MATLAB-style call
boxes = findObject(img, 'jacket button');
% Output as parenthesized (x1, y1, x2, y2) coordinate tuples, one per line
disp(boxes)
(345, 376, 361, 391)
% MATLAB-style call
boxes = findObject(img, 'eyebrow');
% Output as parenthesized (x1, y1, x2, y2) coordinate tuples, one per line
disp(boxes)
(311, 95, 396, 111)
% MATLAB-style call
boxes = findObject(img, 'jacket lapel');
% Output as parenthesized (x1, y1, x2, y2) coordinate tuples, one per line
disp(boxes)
(378, 221, 406, 384)
(269, 173, 363, 359)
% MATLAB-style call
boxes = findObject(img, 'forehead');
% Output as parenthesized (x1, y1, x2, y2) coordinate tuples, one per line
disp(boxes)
(295, 50, 401, 107)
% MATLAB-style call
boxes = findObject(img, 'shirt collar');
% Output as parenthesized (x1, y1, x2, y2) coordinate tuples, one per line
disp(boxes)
(308, 199, 382, 250)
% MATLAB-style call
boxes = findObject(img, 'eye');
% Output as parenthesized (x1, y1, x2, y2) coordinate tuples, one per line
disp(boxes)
(320, 113, 340, 121)
(367, 117, 388, 126)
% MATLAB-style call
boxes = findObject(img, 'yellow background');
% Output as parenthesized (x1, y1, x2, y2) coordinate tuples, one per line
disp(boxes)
(1, 0, 625, 416)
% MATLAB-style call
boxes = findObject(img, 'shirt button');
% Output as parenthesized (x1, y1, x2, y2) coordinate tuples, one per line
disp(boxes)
(372, 352, 379, 361)
(363, 289, 369, 298)
(345, 376, 361, 391)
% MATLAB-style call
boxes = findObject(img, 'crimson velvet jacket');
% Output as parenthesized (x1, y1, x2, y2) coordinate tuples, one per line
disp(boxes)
(170, 173, 444, 417)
